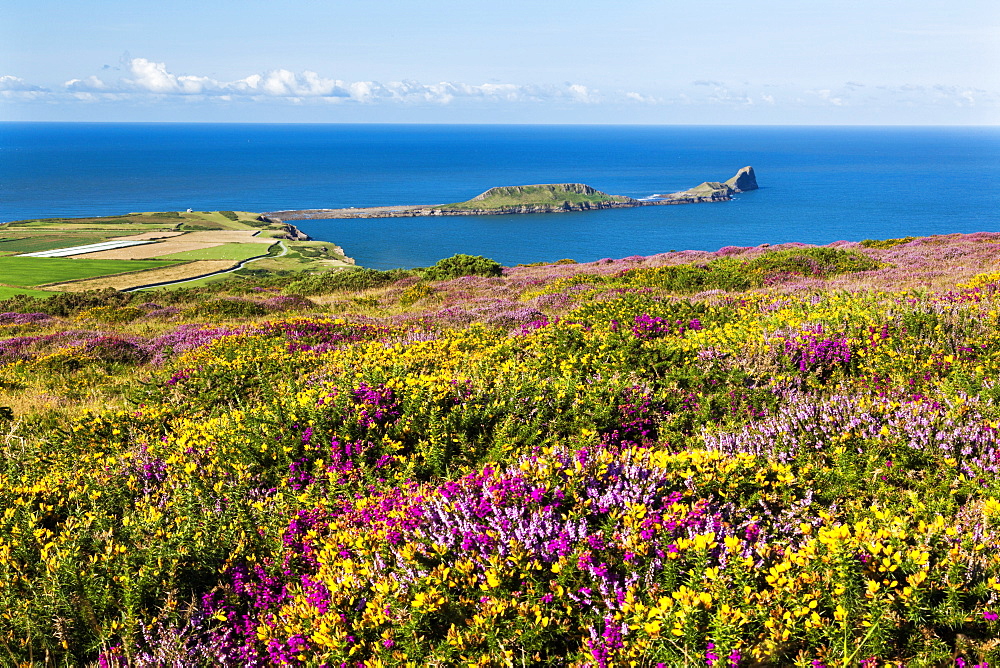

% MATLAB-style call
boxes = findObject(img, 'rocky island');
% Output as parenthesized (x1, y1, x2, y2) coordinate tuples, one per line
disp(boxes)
(260, 166, 758, 223)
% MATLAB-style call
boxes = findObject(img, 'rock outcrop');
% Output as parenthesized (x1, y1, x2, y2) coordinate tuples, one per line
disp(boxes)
(653, 166, 758, 203)
(724, 166, 758, 192)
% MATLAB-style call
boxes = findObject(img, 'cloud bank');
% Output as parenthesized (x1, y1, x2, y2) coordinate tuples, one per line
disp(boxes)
(2, 57, 995, 121)
(52, 57, 610, 105)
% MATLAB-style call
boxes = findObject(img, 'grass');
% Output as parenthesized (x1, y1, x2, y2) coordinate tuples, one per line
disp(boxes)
(0, 257, 181, 287)
(0, 233, 121, 254)
(0, 285, 59, 299)
(188, 211, 262, 230)
(158, 243, 273, 261)
(4, 222, 179, 231)
(445, 183, 632, 210)
(143, 271, 237, 290)
(5, 212, 184, 229)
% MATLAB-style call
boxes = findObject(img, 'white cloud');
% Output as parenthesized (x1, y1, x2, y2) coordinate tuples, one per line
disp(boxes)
(0, 75, 48, 100)
(567, 84, 596, 103)
(0, 75, 46, 92)
(125, 58, 183, 94)
(813, 89, 846, 106)
(65, 76, 109, 92)
(625, 91, 659, 104)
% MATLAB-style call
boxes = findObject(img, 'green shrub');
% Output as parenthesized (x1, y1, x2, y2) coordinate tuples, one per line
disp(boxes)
(184, 298, 269, 318)
(860, 236, 917, 249)
(628, 247, 882, 292)
(0, 289, 133, 317)
(219, 211, 240, 221)
(75, 305, 145, 324)
(420, 254, 504, 281)
(717, 246, 883, 280)
(529, 247, 884, 301)
(399, 283, 435, 306)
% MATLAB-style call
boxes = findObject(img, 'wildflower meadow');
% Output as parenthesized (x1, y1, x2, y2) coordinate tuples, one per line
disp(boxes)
(2, 237, 1000, 666)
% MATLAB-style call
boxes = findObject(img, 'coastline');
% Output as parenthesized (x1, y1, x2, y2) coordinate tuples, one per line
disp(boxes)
(259, 194, 731, 224)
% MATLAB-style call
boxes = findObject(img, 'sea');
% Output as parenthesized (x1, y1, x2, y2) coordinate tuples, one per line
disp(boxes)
(2, 123, 998, 269)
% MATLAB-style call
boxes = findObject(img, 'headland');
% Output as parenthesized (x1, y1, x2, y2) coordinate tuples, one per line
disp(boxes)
(260, 166, 758, 223)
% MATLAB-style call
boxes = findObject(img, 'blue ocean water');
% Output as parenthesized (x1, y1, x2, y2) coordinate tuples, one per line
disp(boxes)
(2, 123, 998, 269)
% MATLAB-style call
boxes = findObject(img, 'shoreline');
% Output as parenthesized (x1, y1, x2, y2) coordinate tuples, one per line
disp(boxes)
(259, 195, 732, 224)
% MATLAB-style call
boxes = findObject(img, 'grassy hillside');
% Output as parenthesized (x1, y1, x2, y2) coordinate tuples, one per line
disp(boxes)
(445, 183, 634, 210)
(0, 211, 351, 294)
(2, 235, 1000, 665)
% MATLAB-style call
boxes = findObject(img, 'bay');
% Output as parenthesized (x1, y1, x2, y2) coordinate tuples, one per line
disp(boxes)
(2, 123, 997, 268)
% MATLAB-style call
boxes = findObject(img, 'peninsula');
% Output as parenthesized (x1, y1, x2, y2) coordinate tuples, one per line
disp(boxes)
(260, 166, 758, 223)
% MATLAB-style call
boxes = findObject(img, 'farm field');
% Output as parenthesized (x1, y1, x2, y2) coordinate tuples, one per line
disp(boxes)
(42, 259, 241, 291)
(0, 211, 350, 292)
(158, 243, 273, 261)
(2, 233, 1000, 665)
(5, 212, 186, 230)
(0, 285, 61, 299)
(0, 233, 126, 255)
(0, 256, 180, 286)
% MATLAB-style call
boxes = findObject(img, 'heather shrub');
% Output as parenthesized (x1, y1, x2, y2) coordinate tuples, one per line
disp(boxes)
(260, 295, 317, 312)
(285, 267, 415, 295)
(0, 312, 52, 326)
(183, 298, 269, 319)
(6, 236, 1000, 667)
(528, 247, 884, 299)
(81, 336, 151, 365)
(0, 288, 133, 317)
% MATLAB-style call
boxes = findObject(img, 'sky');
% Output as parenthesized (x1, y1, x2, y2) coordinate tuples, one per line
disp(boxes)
(1, 0, 997, 124)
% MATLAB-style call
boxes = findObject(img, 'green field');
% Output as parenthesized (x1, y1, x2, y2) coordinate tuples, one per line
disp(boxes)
(178, 211, 266, 231)
(159, 243, 273, 261)
(446, 183, 633, 210)
(4, 212, 185, 230)
(0, 233, 121, 254)
(3, 222, 179, 231)
(0, 257, 180, 287)
(0, 285, 59, 300)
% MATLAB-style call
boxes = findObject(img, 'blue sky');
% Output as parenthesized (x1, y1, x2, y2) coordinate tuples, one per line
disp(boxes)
(1, 0, 997, 124)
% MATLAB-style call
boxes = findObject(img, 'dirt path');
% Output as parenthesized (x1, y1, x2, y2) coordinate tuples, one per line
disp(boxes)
(121, 240, 290, 291)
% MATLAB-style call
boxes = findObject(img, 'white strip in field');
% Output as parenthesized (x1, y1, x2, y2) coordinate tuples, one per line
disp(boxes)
(19, 240, 158, 258)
